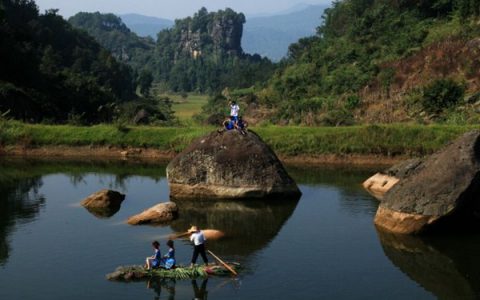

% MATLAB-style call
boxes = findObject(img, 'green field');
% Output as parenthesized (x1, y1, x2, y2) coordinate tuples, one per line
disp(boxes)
(162, 94, 209, 122)
(1, 121, 478, 157)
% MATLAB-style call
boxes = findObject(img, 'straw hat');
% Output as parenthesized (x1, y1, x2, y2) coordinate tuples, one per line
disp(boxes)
(188, 225, 199, 233)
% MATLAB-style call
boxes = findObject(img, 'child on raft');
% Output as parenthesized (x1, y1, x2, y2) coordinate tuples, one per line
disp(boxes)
(145, 241, 161, 270)
(162, 239, 176, 269)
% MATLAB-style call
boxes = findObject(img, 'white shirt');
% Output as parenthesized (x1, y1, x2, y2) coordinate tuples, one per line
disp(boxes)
(230, 104, 240, 117)
(190, 231, 206, 246)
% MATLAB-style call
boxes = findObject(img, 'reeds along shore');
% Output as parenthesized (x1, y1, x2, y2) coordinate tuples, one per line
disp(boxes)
(0, 120, 478, 159)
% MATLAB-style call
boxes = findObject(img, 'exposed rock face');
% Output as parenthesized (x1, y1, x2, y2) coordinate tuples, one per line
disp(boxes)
(177, 8, 245, 59)
(166, 130, 301, 200)
(375, 131, 480, 234)
(127, 202, 178, 225)
(362, 173, 399, 200)
(363, 158, 422, 200)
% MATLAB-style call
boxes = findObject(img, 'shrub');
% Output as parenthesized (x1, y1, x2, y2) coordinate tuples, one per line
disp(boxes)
(345, 95, 361, 110)
(421, 79, 465, 114)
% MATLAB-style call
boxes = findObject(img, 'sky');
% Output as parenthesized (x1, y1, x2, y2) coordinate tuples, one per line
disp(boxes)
(34, 0, 332, 19)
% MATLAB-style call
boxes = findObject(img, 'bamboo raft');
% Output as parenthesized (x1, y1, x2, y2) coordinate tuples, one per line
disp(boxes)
(106, 263, 241, 281)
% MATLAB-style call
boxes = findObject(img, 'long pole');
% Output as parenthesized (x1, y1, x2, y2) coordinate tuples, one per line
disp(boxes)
(207, 250, 237, 276)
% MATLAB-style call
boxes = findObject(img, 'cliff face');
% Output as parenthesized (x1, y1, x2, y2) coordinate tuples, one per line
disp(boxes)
(174, 7, 245, 59)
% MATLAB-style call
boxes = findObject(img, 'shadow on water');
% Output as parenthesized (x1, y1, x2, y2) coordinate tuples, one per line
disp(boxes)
(377, 229, 480, 299)
(170, 198, 300, 256)
(287, 164, 377, 188)
(0, 170, 45, 266)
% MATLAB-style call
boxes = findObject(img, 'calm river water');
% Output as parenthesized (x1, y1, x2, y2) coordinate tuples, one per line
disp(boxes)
(0, 158, 479, 299)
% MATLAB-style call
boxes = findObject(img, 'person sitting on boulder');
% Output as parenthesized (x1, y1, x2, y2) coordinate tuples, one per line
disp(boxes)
(188, 225, 208, 267)
(235, 116, 248, 135)
(162, 239, 176, 269)
(222, 116, 235, 131)
(145, 241, 161, 270)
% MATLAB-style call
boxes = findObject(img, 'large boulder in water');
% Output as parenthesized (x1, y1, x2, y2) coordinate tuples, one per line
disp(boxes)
(166, 130, 301, 200)
(375, 131, 480, 234)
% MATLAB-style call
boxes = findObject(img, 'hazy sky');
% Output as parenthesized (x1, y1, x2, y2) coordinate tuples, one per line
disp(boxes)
(34, 0, 332, 19)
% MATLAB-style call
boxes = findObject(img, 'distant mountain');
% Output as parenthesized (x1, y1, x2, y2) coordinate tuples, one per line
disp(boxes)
(242, 4, 328, 61)
(119, 13, 173, 39)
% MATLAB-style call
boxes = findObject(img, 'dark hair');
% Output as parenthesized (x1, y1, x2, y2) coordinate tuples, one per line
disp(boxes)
(232, 101, 236, 105)
(167, 240, 174, 248)
(230, 116, 235, 120)
(152, 241, 160, 248)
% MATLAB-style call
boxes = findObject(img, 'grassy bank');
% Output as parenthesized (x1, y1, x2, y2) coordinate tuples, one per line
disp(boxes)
(0, 121, 478, 157)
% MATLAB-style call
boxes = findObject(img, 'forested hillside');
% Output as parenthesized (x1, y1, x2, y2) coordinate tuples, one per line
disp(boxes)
(69, 8, 275, 93)
(249, 0, 480, 125)
(0, 0, 135, 123)
(69, 12, 155, 75)
(0, 0, 177, 125)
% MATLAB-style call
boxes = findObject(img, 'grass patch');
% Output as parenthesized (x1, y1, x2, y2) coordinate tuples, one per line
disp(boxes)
(161, 93, 209, 123)
(1, 121, 478, 157)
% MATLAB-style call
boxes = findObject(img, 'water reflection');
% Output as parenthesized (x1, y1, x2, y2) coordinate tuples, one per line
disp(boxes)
(0, 168, 45, 266)
(146, 278, 210, 300)
(377, 229, 480, 299)
(147, 278, 176, 300)
(170, 199, 299, 256)
(82, 205, 122, 219)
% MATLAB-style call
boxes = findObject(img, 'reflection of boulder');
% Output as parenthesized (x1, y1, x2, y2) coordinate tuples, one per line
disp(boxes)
(377, 230, 480, 299)
(170, 199, 299, 255)
(127, 202, 178, 225)
(81, 189, 125, 218)
(375, 131, 480, 234)
(167, 130, 301, 200)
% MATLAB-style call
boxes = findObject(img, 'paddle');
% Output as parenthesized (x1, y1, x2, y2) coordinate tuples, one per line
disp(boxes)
(207, 250, 237, 276)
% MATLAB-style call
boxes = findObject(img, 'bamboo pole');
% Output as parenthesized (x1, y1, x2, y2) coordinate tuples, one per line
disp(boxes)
(207, 250, 237, 276)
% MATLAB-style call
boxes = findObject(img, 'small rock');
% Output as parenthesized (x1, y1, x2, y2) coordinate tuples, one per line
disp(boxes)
(127, 202, 178, 225)
(81, 189, 125, 209)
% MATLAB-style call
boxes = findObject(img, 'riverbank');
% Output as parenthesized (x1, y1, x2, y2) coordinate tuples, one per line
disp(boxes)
(0, 122, 477, 165)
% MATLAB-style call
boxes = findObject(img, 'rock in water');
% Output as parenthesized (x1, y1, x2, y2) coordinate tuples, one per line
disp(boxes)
(81, 189, 125, 208)
(362, 158, 422, 200)
(166, 130, 301, 200)
(375, 131, 480, 234)
(127, 202, 178, 225)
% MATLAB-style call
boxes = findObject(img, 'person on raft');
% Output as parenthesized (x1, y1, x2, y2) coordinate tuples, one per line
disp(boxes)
(188, 225, 208, 267)
(162, 239, 176, 269)
(145, 241, 161, 270)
